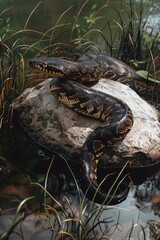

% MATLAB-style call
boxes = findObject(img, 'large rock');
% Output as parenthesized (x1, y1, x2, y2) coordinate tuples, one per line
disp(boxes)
(12, 78, 160, 175)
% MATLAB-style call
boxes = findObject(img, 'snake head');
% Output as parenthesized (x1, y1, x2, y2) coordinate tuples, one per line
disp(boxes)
(29, 57, 67, 78)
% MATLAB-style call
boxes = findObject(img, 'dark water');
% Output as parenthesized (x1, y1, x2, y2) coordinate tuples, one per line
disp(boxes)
(0, 0, 160, 239)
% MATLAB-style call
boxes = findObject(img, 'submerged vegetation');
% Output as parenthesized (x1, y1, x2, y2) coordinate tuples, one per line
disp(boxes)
(0, 0, 160, 239)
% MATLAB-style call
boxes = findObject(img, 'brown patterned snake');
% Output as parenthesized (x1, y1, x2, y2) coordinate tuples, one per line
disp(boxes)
(29, 53, 159, 204)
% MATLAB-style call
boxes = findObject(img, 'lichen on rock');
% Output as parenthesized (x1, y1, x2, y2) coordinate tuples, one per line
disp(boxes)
(12, 78, 160, 167)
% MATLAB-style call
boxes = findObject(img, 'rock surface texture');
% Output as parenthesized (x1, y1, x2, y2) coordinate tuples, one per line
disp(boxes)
(12, 78, 160, 168)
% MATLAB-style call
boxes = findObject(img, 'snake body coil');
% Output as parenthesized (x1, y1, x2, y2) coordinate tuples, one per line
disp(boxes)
(29, 53, 158, 204)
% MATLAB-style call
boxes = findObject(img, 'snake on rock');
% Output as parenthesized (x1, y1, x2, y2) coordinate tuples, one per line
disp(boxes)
(29, 53, 159, 204)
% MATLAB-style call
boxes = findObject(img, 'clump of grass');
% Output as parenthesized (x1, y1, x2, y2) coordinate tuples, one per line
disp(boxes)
(0, 196, 35, 240)
(28, 158, 131, 240)
(0, 154, 131, 240)
(0, 2, 72, 130)
(72, 0, 160, 74)
(0, 0, 159, 130)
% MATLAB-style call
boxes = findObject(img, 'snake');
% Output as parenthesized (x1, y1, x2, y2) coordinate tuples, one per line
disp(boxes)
(29, 53, 159, 205)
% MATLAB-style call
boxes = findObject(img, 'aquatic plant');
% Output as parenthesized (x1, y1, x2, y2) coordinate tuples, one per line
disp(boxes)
(0, 155, 132, 240)
(71, 0, 160, 80)
(0, 0, 159, 129)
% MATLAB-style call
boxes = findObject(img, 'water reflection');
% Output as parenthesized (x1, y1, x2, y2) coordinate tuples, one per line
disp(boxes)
(0, 153, 159, 239)
(135, 172, 160, 217)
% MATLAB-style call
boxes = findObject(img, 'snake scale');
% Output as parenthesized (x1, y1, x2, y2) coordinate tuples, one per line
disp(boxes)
(29, 53, 159, 204)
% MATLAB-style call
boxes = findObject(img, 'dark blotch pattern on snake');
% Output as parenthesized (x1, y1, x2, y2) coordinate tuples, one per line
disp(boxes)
(29, 53, 159, 204)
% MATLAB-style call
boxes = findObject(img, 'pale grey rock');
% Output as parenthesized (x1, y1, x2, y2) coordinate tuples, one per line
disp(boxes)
(12, 78, 160, 165)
